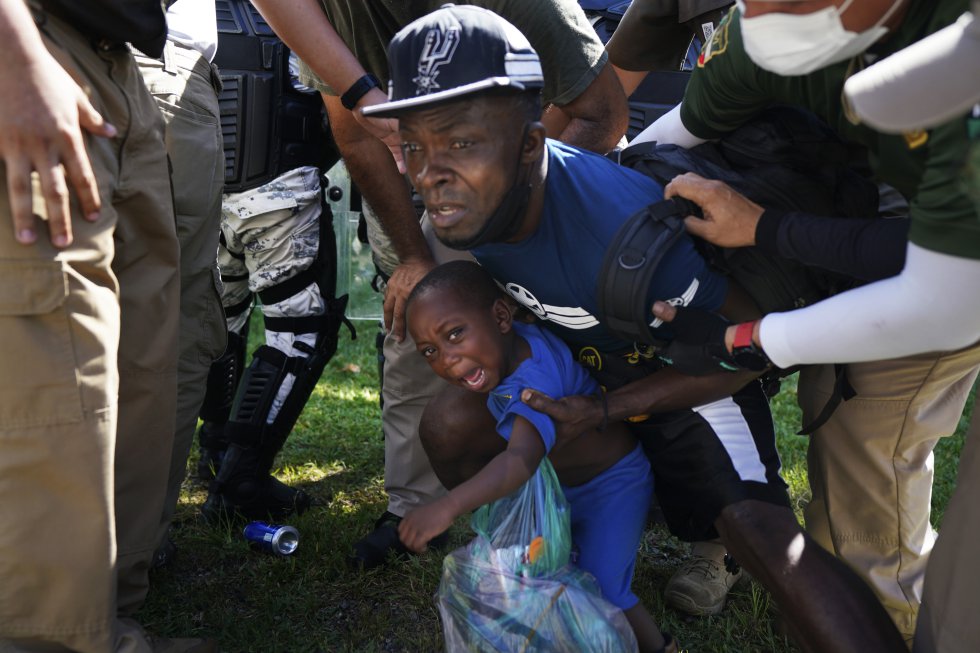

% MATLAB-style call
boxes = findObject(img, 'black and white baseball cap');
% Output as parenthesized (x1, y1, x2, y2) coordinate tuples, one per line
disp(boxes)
(361, 4, 544, 119)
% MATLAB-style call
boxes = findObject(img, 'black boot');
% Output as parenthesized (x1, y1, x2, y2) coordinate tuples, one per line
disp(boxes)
(201, 474, 311, 523)
(201, 443, 312, 523)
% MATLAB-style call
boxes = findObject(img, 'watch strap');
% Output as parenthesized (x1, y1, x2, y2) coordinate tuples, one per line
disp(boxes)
(341, 73, 382, 111)
(731, 320, 770, 371)
(733, 321, 757, 350)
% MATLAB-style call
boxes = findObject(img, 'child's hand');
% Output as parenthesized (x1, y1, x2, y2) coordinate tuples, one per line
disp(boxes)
(398, 500, 455, 553)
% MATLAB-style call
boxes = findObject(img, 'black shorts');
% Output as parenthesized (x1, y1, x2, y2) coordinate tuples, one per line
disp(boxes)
(628, 379, 789, 541)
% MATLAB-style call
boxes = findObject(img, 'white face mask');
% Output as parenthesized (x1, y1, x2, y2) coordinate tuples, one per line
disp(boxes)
(735, 0, 902, 76)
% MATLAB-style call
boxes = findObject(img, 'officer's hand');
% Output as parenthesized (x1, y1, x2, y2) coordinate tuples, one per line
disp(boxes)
(665, 173, 763, 249)
(384, 257, 436, 342)
(352, 88, 406, 173)
(651, 302, 739, 375)
(520, 388, 603, 449)
(0, 42, 115, 247)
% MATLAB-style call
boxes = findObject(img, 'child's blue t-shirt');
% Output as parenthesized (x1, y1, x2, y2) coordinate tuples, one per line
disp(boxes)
(483, 322, 653, 612)
(486, 321, 599, 451)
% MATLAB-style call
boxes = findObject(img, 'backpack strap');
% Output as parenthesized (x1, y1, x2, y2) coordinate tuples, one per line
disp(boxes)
(597, 197, 700, 346)
(797, 364, 857, 435)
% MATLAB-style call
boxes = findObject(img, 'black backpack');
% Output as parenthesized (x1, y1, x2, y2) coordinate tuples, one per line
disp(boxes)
(597, 106, 885, 430)
(600, 105, 881, 344)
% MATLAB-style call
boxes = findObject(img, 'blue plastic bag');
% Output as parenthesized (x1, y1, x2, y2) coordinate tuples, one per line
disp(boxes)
(437, 459, 638, 652)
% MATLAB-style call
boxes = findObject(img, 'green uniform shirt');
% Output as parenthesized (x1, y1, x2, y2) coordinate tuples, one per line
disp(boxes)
(300, 0, 606, 107)
(680, 0, 980, 260)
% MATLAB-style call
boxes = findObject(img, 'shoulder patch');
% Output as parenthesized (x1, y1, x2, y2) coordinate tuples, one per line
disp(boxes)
(698, 8, 733, 68)
(903, 130, 929, 149)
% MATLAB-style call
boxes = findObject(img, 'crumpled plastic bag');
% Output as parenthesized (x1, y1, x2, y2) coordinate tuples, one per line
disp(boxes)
(437, 459, 638, 652)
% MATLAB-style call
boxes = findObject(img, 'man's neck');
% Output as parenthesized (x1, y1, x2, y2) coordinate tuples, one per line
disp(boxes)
(505, 147, 549, 243)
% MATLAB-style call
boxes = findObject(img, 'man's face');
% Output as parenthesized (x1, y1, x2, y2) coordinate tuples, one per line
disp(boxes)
(399, 96, 525, 248)
(407, 289, 512, 394)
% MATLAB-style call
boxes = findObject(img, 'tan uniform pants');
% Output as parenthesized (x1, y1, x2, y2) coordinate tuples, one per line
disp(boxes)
(136, 39, 227, 559)
(914, 390, 980, 653)
(379, 214, 473, 516)
(800, 345, 980, 640)
(0, 11, 179, 653)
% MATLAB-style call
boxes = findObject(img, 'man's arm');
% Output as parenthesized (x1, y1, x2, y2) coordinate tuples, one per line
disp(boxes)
(606, 366, 758, 421)
(523, 363, 758, 442)
(505, 0, 628, 153)
(541, 62, 629, 153)
(398, 416, 545, 552)
(250, 0, 432, 339)
(0, 0, 114, 247)
(653, 242, 980, 369)
(665, 173, 911, 282)
(755, 210, 909, 282)
(249, 0, 403, 167)
(324, 97, 434, 340)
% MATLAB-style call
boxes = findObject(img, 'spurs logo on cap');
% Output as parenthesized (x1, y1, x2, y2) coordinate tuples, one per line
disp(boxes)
(361, 5, 544, 118)
(413, 28, 460, 96)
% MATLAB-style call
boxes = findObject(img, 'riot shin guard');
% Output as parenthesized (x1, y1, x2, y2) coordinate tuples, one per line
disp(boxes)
(202, 295, 353, 522)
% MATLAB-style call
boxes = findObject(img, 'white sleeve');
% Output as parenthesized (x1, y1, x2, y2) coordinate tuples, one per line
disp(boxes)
(628, 104, 708, 148)
(760, 242, 980, 367)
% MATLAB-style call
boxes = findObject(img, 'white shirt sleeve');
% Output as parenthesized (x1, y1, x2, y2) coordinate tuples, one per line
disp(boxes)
(628, 104, 708, 148)
(760, 242, 980, 367)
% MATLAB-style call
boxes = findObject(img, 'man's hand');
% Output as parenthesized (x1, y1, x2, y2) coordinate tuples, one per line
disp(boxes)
(383, 257, 436, 342)
(398, 500, 455, 554)
(651, 302, 740, 375)
(665, 173, 764, 248)
(352, 87, 405, 173)
(520, 388, 603, 448)
(0, 40, 114, 247)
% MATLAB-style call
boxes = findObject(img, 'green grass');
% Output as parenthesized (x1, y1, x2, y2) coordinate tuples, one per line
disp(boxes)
(138, 309, 975, 652)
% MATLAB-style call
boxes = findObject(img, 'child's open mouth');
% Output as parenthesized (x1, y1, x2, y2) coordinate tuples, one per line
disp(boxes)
(460, 367, 487, 390)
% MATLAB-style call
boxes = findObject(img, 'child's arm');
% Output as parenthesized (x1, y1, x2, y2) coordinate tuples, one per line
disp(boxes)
(398, 416, 546, 553)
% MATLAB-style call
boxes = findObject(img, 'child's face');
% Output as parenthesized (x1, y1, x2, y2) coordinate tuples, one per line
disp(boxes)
(408, 289, 513, 394)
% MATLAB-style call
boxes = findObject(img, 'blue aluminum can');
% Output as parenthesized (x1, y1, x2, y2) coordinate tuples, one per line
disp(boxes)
(243, 521, 300, 555)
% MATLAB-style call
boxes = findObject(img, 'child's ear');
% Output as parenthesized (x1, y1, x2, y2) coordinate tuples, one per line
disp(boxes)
(493, 298, 513, 333)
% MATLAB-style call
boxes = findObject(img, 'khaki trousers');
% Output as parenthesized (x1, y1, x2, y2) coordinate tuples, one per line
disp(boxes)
(136, 40, 227, 557)
(0, 11, 179, 653)
(914, 390, 980, 653)
(800, 345, 980, 640)
(380, 214, 473, 516)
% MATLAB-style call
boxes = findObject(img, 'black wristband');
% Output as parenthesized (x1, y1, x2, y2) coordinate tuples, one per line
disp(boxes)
(340, 73, 382, 111)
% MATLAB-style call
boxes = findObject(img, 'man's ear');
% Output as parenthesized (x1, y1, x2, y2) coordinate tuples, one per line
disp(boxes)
(493, 297, 514, 334)
(520, 121, 547, 165)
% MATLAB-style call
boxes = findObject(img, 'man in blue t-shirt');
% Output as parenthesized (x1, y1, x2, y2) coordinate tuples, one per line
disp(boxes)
(363, 5, 907, 651)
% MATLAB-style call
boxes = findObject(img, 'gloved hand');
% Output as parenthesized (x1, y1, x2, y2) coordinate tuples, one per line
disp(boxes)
(655, 305, 739, 376)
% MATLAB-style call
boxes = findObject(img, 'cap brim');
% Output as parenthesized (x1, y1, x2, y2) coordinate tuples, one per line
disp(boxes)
(362, 77, 529, 119)
(844, 11, 980, 133)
